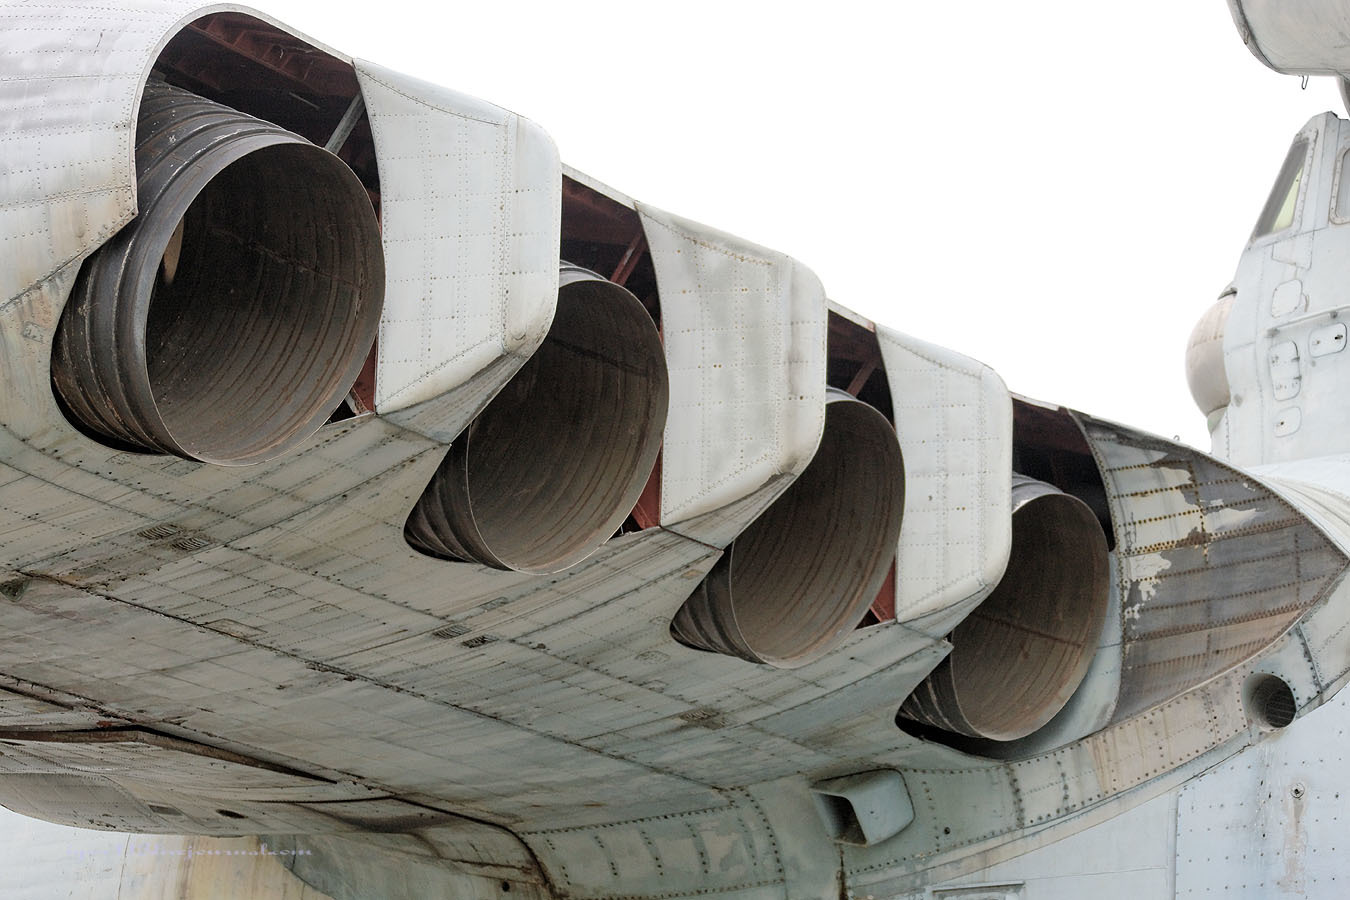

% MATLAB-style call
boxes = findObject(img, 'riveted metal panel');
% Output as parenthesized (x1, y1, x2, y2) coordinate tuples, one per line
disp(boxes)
(1176, 681, 1350, 898)
(1218, 114, 1350, 467)
(906, 790, 1175, 900)
(357, 60, 561, 438)
(1078, 416, 1347, 721)
(638, 204, 827, 533)
(523, 793, 787, 900)
(875, 326, 1012, 627)
(0, 1, 249, 308)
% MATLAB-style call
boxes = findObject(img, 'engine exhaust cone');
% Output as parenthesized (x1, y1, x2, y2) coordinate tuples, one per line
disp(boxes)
(51, 82, 384, 465)
(900, 474, 1110, 742)
(670, 390, 904, 668)
(405, 265, 668, 574)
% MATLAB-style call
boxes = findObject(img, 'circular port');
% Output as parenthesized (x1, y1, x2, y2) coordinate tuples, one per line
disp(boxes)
(1245, 673, 1297, 729)
(406, 265, 668, 573)
(52, 82, 383, 465)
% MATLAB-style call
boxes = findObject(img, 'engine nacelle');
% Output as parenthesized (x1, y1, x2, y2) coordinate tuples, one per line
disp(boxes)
(51, 82, 384, 465)
(669, 389, 905, 668)
(900, 474, 1110, 742)
(405, 264, 668, 574)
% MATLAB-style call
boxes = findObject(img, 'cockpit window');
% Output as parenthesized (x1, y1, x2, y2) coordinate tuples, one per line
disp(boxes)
(1252, 139, 1309, 240)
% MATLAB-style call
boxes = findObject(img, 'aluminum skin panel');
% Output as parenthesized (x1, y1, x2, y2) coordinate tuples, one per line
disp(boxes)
(875, 326, 1013, 627)
(0, 0, 247, 309)
(847, 665, 1254, 897)
(1255, 453, 1350, 554)
(278, 832, 552, 899)
(0, 801, 548, 900)
(1216, 113, 1350, 467)
(902, 790, 1175, 900)
(1228, 0, 1350, 76)
(1080, 416, 1347, 721)
(9, 5, 1350, 898)
(840, 428, 1350, 896)
(1175, 670, 1350, 898)
(521, 792, 791, 900)
(0, 1, 358, 441)
(357, 61, 562, 435)
(0, 802, 334, 900)
(637, 204, 827, 532)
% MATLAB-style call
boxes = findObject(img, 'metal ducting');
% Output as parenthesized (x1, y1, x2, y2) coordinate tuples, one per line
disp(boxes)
(901, 474, 1109, 742)
(51, 82, 384, 465)
(405, 264, 668, 574)
(670, 389, 905, 668)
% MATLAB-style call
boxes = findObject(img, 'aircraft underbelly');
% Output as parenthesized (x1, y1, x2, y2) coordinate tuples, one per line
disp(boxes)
(6, 1, 1350, 897)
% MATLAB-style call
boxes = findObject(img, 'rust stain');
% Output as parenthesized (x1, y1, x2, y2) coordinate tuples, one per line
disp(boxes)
(1280, 780, 1307, 893)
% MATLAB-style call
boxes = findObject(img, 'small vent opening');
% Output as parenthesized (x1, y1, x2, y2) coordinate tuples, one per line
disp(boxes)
(1245, 673, 1297, 729)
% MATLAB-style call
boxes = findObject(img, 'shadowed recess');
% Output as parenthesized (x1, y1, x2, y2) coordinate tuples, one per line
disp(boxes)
(405, 265, 668, 574)
(52, 82, 384, 465)
(900, 474, 1110, 742)
(670, 390, 905, 668)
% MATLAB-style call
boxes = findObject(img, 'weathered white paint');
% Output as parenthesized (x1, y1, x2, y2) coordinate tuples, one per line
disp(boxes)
(639, 204, 827, 532)
(876, 326, 1012, 628)
(3, 3, 1350, 899)
(359, 61, 561, 434)
(1229, 0, 1350, 76)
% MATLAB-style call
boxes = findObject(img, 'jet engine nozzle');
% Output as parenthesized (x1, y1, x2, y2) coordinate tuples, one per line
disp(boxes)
(670, 390, 904, 668)
(405, 264, 668, 574)
(51, 82, 384, 465)
(900, 474, 1109, 742)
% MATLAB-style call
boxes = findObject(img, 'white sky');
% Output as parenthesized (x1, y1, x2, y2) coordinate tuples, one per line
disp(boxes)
(259, 0, 1343, 450)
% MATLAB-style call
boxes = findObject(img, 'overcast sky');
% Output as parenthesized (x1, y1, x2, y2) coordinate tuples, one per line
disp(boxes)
(257, 0, 1343, 450)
